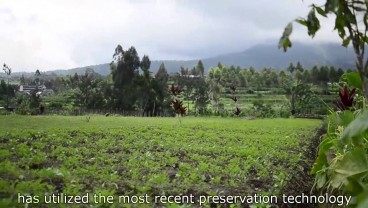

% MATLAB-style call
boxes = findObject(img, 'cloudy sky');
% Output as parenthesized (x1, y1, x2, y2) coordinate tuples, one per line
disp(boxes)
(0, 0, 339, 72)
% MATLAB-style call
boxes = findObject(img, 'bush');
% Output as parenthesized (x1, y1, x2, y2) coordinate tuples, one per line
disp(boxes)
(48, 101, 63, 110)
(246, 89, 254, 94)
(278, 109, 291, 118)
(16, 101, 31, 115)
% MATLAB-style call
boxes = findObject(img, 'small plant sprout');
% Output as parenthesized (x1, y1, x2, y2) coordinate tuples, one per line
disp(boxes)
(85, 116, 91, 122)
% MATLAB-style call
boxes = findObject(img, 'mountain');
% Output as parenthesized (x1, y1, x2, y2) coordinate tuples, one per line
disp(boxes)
(45, 41, 356, 76)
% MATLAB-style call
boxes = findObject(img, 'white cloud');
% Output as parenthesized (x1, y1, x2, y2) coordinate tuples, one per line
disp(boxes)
(0, 0, 342, 72)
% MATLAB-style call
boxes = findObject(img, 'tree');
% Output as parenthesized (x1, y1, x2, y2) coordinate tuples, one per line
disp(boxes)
(296, 62, 304, 72)
(279, 0, 368, 100)
(283, 79, 314, 115)
(190, 67, 197, 76)
(110, 45, 141, 110)
(2, 63, 11, 108)
(140, 55, 151, 78)
(76, 69, 100, 109)
(35, 69, 41, 83)
(150, 66, 170, 115)
(196, 60, 205, 77)
(337, 68, 345, 79)
(156, 63, 169, 84)
(310, 65, 319, 84)
(328, 66, 338, 82)
(302, 69, 311, 83)
(192, 77, 209, 113)
(0, 80, 6, 101)
(287, 63, 296, 76)
(180, 67, 189, 76)
(20, 75, 25, 85)
(137, 55, 154, 116)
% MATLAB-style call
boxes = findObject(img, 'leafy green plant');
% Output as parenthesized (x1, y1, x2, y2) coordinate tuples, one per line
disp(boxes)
(311, 72, 368, 207)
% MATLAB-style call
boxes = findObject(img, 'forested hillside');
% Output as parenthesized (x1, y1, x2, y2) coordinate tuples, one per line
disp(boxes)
(10, 41, 356, 76)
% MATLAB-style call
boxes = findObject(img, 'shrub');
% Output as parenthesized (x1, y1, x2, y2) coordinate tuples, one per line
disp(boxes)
(16, 101, 31, 115)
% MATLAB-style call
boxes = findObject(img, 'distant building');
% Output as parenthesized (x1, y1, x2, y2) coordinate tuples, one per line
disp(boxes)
(19, 84, 54, 96)
(19, 85, 46, 93)
(181, 74, 202, 78)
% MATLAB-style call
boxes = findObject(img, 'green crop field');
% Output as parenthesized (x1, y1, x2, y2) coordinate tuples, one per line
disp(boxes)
(0, 115, 322, 207)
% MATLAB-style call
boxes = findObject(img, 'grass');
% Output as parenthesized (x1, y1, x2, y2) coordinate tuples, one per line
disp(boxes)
(0, 115, 322, 207)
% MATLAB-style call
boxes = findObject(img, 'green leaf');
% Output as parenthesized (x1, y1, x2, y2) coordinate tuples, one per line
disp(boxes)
(315, 6, 327, 17)
(316, 173, 327, 189)
(345, 5, 358, 25)
(311, 136, 334, 174)
(342, 37, 351, 47)
(283, 22, 293, 36)
(296, 18, 308, 27)
(335, 148, 368, 176)
(340, 112, 368, 144)
(307, 9, 321, 37)
(278, 23, 293, 52)
(357, 197, 368, 208)
(325, 0, 339, 13)
(340, 71, 362, 91)
(331, 148, 368, 188)
(328, 110, 355, 134)
(335, 13, 346, 38)
(338, 110, 355, 127)
(345, 177, 365, 195)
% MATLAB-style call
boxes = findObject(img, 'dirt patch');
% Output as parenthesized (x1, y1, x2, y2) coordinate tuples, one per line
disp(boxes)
(276, 126, 326, 208)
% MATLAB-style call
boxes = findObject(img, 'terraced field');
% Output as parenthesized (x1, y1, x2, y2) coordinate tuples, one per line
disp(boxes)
(0, 116, 322, 207)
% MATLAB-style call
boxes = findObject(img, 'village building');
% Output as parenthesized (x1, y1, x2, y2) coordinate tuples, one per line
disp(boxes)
(19, 84, 54, 96)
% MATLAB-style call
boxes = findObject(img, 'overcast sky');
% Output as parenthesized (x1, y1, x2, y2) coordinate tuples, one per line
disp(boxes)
(0, 0, 340, 72)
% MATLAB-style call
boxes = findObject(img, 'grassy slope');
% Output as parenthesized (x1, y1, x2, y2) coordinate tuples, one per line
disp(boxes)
(0, 115, 321, 207)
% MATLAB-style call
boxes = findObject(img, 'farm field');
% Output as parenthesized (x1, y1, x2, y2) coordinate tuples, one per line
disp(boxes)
(0, 115, 322, 207)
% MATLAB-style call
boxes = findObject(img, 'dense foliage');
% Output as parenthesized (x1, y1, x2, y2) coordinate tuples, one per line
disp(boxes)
(0, 57, 346, 118)
(280, 1, 368, 207)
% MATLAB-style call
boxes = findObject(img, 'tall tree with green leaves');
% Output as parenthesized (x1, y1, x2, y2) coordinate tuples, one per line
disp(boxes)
(151, 63, 170, 116)
(2, 64, 11, 108)
(296, 62, 304, 72)
(287, 62, 296, 77)
(156, 63, 169, 84)
(76, 69, 101, 109)
(137, 55, 153, 116)
(110, 45, 141, 110)
(196, 60, 205, 77)
(279, 0, 368, 100)
(35, 69, 41, 89)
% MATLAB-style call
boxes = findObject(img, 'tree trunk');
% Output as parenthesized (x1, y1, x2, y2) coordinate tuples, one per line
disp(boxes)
(352, 36, 368, 101)
(6, 78, 9, 108)
(291, 94, 296, 115)
(358, 70, 368, 101)
(153, 100, 156, 117)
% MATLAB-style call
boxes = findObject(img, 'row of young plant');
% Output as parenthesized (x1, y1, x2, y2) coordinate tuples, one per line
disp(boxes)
(0, 118, 320, 207)
(311, 71, 368, 208)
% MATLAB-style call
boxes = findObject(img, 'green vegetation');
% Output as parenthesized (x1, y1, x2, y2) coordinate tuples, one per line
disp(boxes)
(1, 1, 367, 207)
(0, 116, 321, 207)
(280, 1, 368, 207)
(1, 48, 344, 118)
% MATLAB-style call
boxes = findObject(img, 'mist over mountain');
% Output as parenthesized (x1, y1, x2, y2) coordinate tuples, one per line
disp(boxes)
(40, 41, 356, 77)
